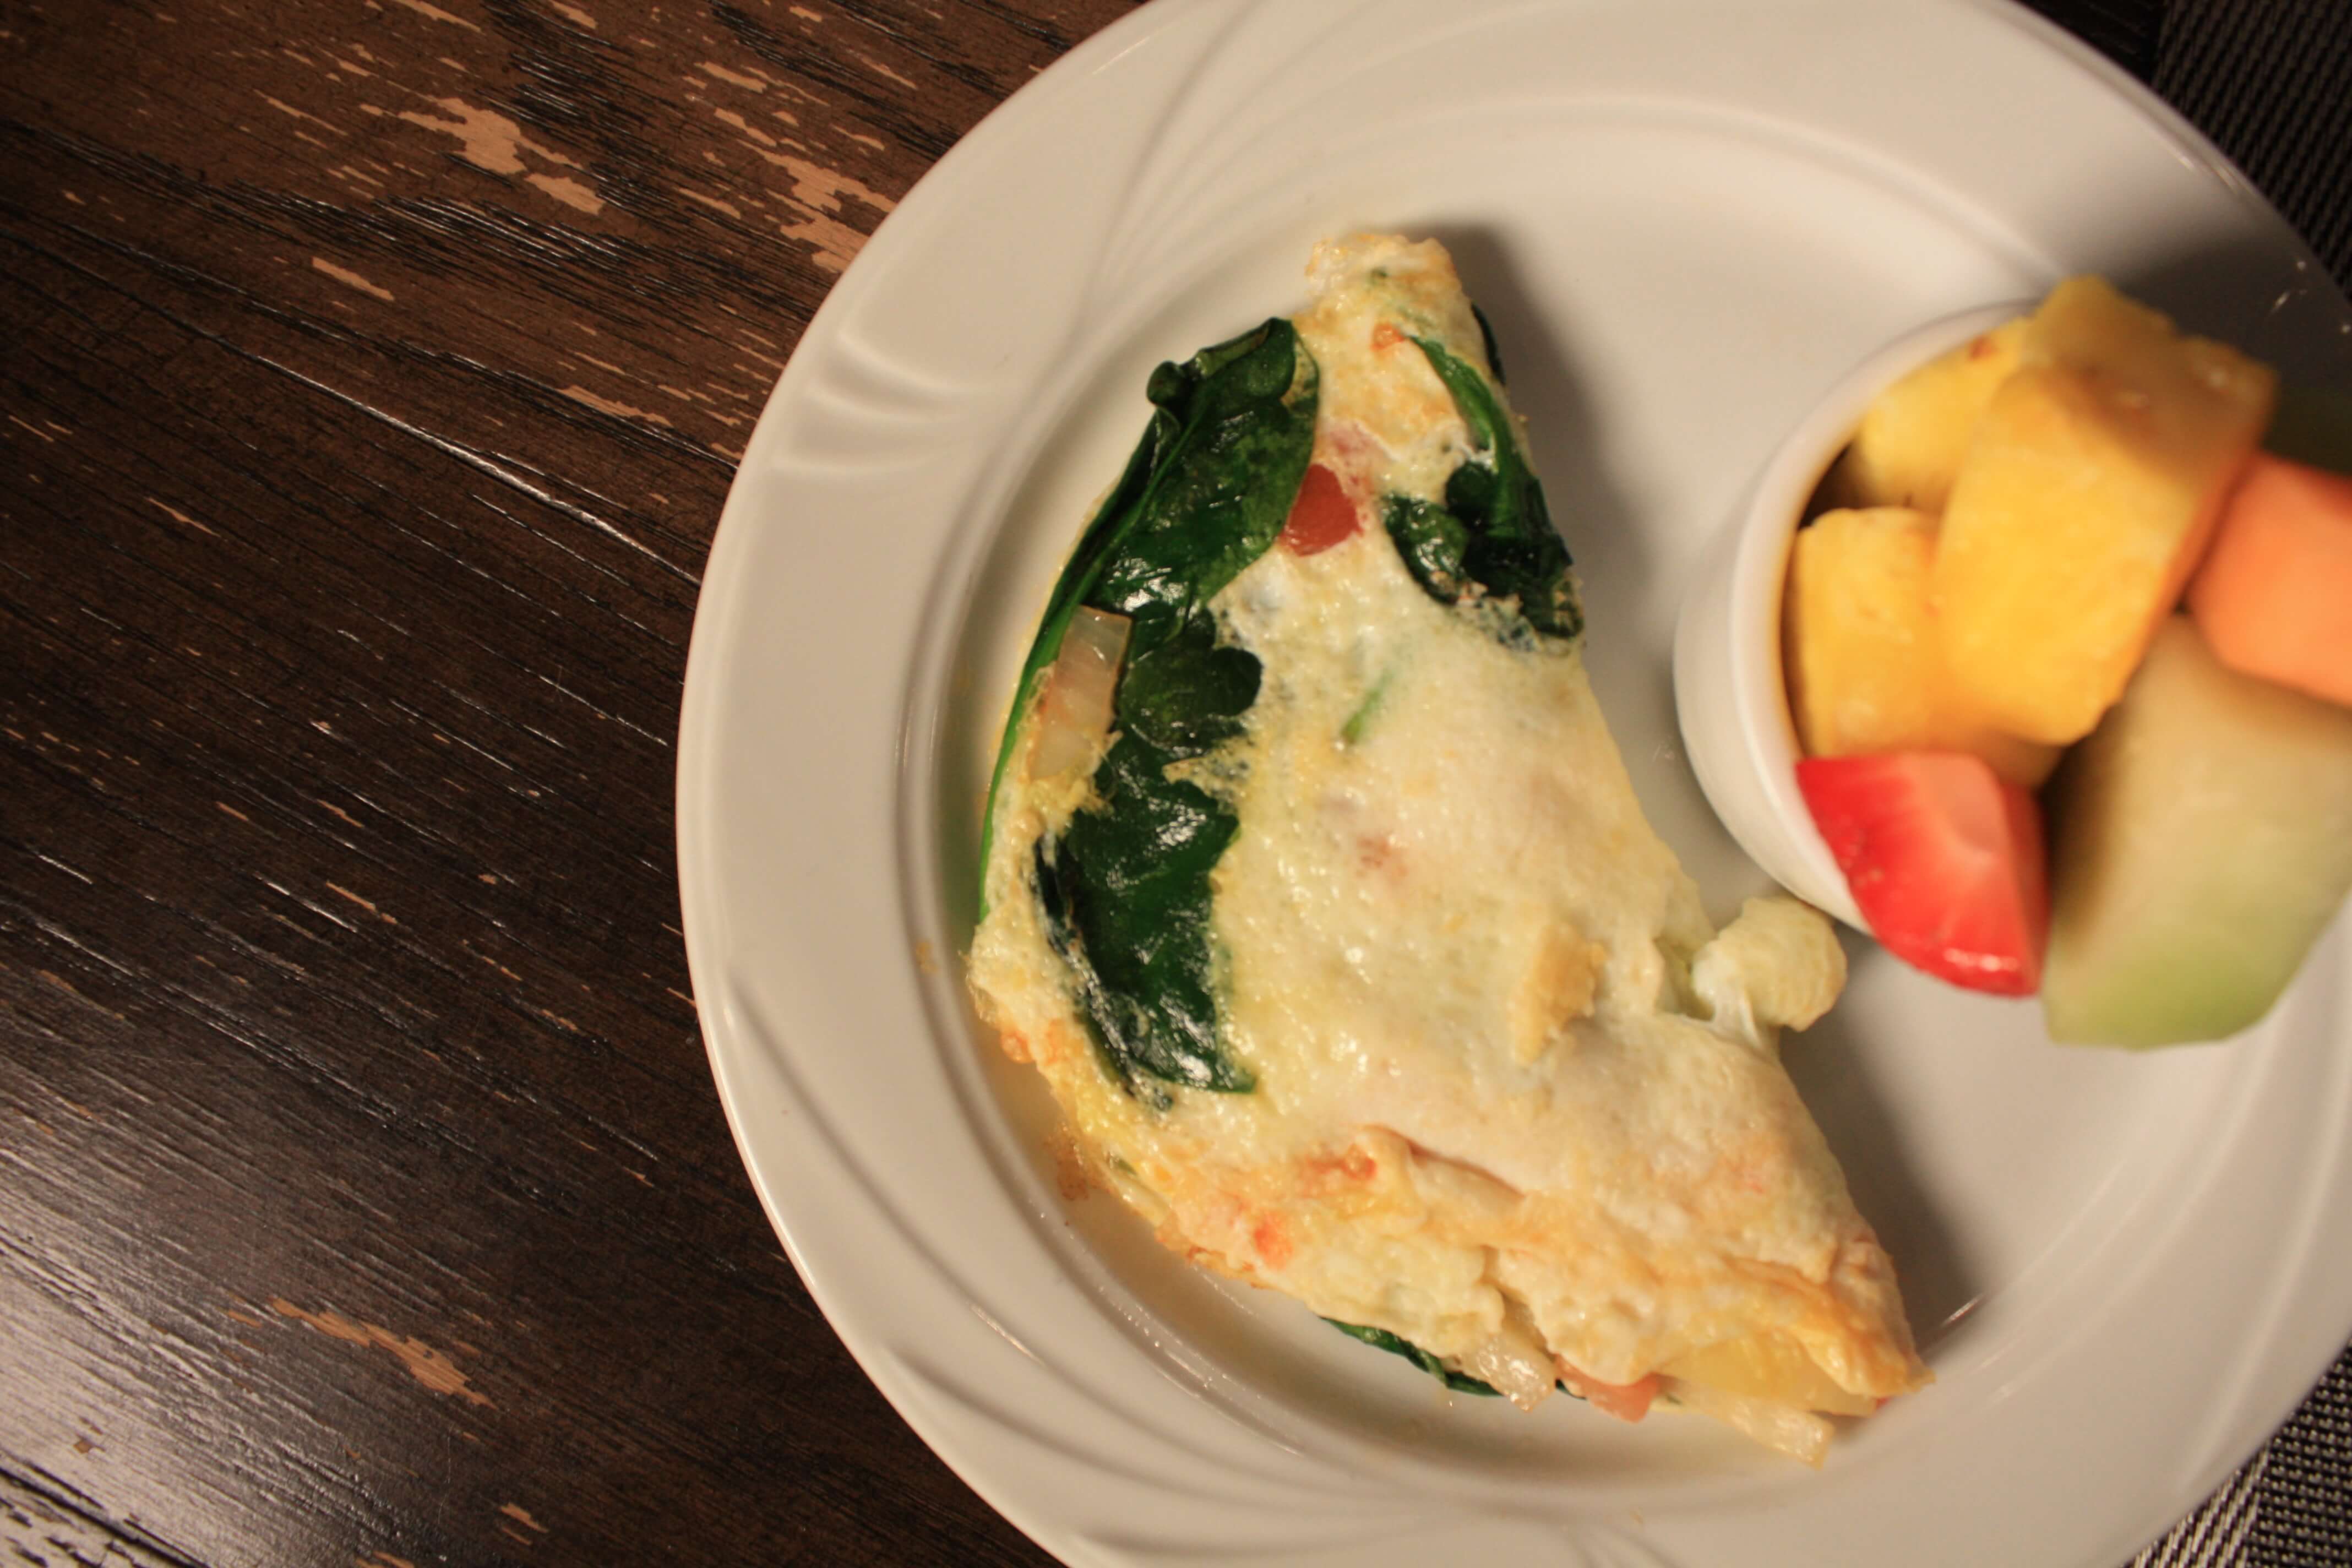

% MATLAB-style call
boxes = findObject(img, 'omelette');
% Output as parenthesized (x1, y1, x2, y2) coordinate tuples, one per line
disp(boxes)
(967, 235, 1929, 1464)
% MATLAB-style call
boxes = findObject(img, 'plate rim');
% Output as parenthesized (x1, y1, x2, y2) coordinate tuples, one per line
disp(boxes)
(675, 2, 2352, 1564)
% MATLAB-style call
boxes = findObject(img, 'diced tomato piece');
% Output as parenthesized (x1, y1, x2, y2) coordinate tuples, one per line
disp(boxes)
(1279, 462, 1359, 555)
(1797, 752, 2049, 995)
(1249, 1213, 1293, 1270)
(1561, 1368, 1659, 1423)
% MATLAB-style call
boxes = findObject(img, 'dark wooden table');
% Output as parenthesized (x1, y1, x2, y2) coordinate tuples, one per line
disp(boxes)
(3, 3, 2346, 1566)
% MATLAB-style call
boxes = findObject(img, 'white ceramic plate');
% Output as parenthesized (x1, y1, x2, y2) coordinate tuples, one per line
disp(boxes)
(676, 2, 2352, 1563)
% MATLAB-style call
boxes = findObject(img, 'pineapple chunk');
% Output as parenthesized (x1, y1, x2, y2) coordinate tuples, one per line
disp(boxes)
(1784, 507, 2059, 787)
(1932, 277, 2277, 745)
(1826, 316, 2027, 513)
(1662, 1332, 1875, 1417)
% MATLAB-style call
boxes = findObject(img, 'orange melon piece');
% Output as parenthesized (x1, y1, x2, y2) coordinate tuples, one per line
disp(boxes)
(1932, 277, 2277, 745)
(1784, 507, 2059, 787)
(2187, 453, 2352, 708)
(1826, 316, 2028, 514)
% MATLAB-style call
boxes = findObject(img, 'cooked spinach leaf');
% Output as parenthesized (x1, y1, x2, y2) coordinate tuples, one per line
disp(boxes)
(989, 319, 1314, 1098)
(1471, 303, 1507, 386)
(1089, 334, 1318, 656)
(1383, 494, 1469, 601)
(1323, 1319, 1585, 1401)
(1117, 609, 1261, 754)
(1037, 733, 1249, 1101)
(1324, 1320, 1502, 1396)
(977, 319, 1311, 900)
(1382, 337, 1582, 645)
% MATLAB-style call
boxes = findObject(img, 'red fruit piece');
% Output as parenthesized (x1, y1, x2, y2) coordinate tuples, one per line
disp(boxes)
(1279, 461, 1360, 555)
(1797, 753, 2049, 995)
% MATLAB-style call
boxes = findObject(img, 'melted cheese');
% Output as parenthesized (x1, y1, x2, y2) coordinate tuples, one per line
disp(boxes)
(968, 236, 1926, 1458)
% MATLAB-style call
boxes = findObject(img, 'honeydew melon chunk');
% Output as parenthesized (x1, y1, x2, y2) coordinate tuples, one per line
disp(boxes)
(2043, 617, 2352, 1048)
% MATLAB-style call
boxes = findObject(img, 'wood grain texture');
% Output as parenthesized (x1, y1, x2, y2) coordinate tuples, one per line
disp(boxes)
(0, 2, 2344, 1567)
(0, 1, 1128, 1564)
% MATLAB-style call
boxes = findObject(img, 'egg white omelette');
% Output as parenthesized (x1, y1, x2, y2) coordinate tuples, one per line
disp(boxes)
(968, 235, 1928, 1463)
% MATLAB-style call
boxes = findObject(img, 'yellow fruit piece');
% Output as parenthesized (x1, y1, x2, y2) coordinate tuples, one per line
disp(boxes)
(1784, 507, 2060, 788)
(1932, 276, 2277, 745)
(1663, 1332, 1875, 1417)
(1827, 316, 2027, 514)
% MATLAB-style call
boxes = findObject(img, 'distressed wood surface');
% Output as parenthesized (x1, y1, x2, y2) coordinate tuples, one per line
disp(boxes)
(0, 3, 2343, 1567)
(0, 2, 1128, 1564)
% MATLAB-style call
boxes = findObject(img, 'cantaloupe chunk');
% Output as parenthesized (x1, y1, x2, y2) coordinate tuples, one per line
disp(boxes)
(1826, 317, 2027, 514)
(2187, 454, 2352, 708)
(2044, 618, 2352, 1047)
(1932, 277, 2277, 745)
(1784, 507, 2059, 787)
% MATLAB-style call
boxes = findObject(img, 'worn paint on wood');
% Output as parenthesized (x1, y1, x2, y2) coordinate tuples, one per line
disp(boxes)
(269, 1299, 494, 1407)
(2, 2, 2345, 1567)
(0, 3, 1129, 1565)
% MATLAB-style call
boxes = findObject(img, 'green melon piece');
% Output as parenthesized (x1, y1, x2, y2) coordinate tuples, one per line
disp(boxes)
(2043, 617, 2352, 1047)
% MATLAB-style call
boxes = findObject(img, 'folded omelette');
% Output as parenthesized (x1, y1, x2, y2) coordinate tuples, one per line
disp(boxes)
(967, 235, 1928, 1464)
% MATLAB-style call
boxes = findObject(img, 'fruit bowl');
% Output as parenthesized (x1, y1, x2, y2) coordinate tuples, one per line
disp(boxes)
(1670, 302, 2027, 932)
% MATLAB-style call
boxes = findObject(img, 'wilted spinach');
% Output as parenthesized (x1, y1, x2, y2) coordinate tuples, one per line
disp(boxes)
(1116, 611, 1260, 755)
(1324, 1320, 1501, 1396)
(1382, 337, 1581, 645)
(1037, 734, 1245, 1101)
(1324, 1319, 1583, 1400)
(984, 319, 1315, 1100)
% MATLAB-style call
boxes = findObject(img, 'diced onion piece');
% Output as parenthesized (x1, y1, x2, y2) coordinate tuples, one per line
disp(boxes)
(1464, 1328, 1558, 1412)
(1660, 1377, 1834, 1467)
(1026, 607, 1131, 782)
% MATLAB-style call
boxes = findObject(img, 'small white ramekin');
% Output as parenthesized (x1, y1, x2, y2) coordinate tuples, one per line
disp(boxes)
(1671, 302, 2029, 932)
